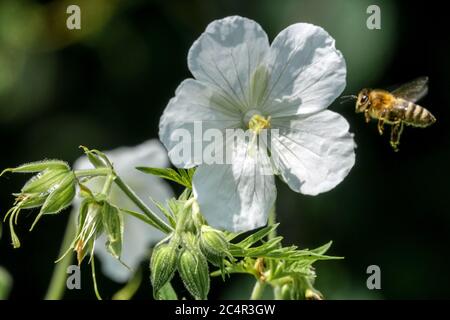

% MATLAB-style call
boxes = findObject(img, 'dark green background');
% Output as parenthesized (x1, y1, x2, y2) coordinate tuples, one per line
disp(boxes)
(1, 0, 449, 299)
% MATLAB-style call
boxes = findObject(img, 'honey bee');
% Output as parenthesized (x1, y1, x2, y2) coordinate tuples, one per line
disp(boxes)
(342, 77, 436, 151)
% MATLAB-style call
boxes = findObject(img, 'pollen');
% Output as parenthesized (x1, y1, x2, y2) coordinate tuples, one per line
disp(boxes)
(248, 114, 271, 134)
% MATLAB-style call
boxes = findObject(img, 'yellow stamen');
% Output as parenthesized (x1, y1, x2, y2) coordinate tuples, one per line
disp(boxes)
(248, 114, 271, 134)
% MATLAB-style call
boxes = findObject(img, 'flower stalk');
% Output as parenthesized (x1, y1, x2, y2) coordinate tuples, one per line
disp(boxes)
(114, 176, 172, 234)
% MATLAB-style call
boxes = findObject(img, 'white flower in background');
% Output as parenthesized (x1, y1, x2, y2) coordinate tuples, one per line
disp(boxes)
(159, 16, 355, 232)
(72, 140, 173, 282)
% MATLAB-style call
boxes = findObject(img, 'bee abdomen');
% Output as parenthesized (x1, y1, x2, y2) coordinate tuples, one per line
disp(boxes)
(404, 102, 436, 127)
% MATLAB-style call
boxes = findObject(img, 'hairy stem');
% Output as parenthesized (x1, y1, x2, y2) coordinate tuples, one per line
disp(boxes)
(268, 204, 277, 240)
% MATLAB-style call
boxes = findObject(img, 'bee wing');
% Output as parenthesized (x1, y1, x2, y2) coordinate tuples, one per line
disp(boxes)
(391, 76, 429, 103)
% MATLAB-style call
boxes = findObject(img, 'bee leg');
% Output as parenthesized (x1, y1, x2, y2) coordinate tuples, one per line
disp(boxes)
(390, 122, 404, 152)
(364, 110, 371, 123)
(377, 118, 385, 135)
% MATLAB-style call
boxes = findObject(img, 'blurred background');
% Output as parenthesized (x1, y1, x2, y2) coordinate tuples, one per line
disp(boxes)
(1, 0, 449, 299)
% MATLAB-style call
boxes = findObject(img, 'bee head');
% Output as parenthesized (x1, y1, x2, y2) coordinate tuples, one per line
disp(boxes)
(355, 89, 371, 113)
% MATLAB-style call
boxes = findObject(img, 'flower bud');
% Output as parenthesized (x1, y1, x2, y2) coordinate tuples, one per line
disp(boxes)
(1, 160, 69, 176)
(177, 247, 210, 300)
(1, 160, 76, 248)
(36, 172, 76, 215)
(150, 240, 178, 297)
(199, 225, 230, 267)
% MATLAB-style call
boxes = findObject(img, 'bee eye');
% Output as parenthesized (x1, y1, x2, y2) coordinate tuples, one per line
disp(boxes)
(361, 95, 369, 104)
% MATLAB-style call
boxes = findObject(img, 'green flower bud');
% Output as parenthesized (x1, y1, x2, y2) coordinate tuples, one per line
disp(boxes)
(1, 160, 76, 248)
(199, 225, 230, 267)
(0, 160, 69, 176)
(178, 247, 210, 300)
(21, 168, 68, 194)
(30, 172, 76, 230)
(101, 201, 123, 259)
(150, 240, 178, 297)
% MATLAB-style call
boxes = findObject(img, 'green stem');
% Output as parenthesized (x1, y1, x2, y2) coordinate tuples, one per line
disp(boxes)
(250, 280, 266, 300)
(268, 204, 277, 241)
(114, 176, 172, 234)
(44, 211, 76, 300)
(74, 168, 111, 178)
(91, 256, 102, 300)
(112, 267, 143, 300)
(101, 173, 115, 196)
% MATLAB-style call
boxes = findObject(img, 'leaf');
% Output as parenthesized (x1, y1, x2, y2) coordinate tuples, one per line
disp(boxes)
(231, 223, 280, 248)
(310, 241, 333, 255)
(119, 207, 162, 231)
(149, 197, 176, 228)
(137, 167, 194, 189)
(102, 201, 124, 259)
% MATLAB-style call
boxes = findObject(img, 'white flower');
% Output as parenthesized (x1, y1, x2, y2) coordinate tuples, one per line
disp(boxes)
(159, 16, 355, 232)
(72, 140, 173, 282)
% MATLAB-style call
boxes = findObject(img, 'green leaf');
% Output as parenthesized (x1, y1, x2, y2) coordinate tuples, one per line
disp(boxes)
(310, 241, 333, 255)
(137, 167, 194, 189)
(149, 197, 176, 228)
(102, 201, 124, 259)
(231, 223, 280, 248)
(119, 207, 162, 230)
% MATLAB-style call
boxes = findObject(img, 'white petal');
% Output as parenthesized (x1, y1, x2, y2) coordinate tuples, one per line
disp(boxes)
(193, 136, 276, 232)
(261, 23, 346, 117)
(72, 139, 173, 282)
(270, 110, 355, 195)
(159, 79, 242, 168)
(188, 16, 270, 110)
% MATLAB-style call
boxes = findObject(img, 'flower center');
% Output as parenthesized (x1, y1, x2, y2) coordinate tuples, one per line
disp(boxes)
(244, 110, 271, 134)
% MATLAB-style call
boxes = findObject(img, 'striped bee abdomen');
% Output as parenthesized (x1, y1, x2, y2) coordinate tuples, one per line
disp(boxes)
(403, 100, 436, 127)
